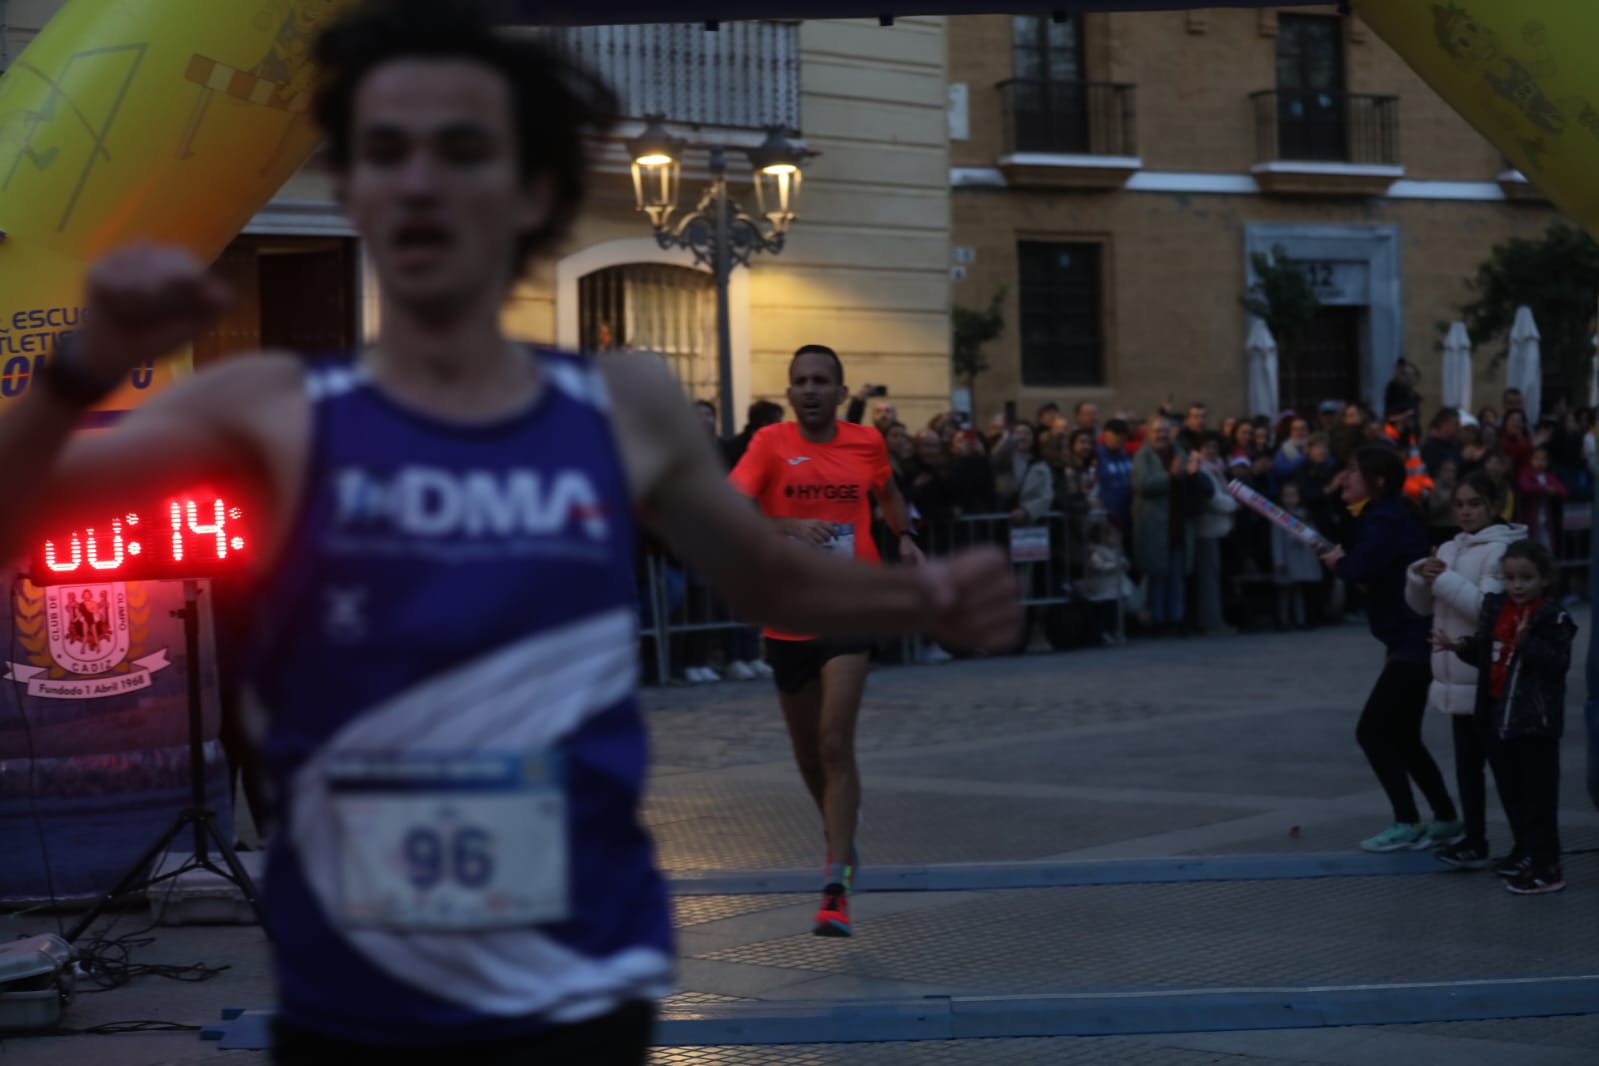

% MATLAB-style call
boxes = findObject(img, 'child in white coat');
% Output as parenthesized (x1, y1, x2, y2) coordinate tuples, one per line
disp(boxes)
(1405, 470, 1527, 869)
(1081, 521, 1138, 644)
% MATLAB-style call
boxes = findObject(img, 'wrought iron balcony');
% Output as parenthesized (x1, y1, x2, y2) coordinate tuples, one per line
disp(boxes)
(1251, 89, 1400, 167)
(544, 22, 800, 132)
(997, 78, 1138, 159)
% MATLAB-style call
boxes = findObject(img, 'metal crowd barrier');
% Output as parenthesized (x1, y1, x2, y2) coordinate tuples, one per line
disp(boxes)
(940, 511, 1074, 609)
(636, 511, 1107, 682)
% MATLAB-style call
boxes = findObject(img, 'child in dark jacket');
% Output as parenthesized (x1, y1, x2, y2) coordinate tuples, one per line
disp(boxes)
(1435, 539, 1577, 895)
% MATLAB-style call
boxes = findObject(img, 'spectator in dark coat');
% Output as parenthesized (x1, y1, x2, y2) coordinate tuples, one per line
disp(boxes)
(725, 400, 785, 468)
(1323, 445, 1460, 853)
(1421, 407, 1464, 478)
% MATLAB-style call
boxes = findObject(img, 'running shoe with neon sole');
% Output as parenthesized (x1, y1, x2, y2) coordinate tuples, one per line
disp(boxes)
(813, 883, 851, 937)
(1359, 823, 1425, 852)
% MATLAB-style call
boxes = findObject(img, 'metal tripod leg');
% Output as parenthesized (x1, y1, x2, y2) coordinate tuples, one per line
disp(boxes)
(64, 580, 268, 942)
(196, 808, 264, 922)
(64, 812, 193, 943)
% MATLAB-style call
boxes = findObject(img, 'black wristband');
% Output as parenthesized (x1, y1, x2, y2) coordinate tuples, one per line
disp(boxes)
(42, 334, 119, 408)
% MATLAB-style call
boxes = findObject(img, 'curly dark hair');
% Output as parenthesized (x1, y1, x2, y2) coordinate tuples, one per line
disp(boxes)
(311, 0, 617, 276)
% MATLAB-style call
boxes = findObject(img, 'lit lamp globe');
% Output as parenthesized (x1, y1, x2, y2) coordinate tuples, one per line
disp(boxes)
(627, 116, 683, 229)
(748, 127, 806, 234)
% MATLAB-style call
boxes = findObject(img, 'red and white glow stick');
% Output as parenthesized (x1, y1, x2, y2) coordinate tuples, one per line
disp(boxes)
(1225, 479, 1336, 553)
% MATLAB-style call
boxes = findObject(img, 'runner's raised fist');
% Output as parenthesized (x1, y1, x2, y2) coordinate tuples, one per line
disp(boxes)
(76, 242, 233, 381)
(918, 546, 1022, 652)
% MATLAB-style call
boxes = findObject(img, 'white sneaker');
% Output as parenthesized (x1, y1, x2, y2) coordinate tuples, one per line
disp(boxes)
(686, 667, 719, 684)
(726, 661, 758, 681)
(751, 660, 775, 678)
(919, 643, 953, 664)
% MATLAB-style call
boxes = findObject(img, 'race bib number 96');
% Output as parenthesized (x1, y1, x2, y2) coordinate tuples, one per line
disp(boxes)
(324, 751, 568, 931)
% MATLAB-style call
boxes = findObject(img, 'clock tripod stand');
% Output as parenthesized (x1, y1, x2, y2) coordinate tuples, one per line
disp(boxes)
(65, 579, 263, 942)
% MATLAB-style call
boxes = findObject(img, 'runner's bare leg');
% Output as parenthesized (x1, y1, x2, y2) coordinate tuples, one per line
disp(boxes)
(779, 683, 827, 814)
(817, 652, 869, 871)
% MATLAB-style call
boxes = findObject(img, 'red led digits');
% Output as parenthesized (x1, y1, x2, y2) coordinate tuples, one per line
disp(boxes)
(29, 493, 248, 585)
(85, 520, 125, 571)
(43, 534, 83, 574)
(186, 500, 229, 558)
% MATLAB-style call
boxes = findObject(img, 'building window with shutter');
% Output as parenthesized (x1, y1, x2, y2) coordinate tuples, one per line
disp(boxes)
(1009, 14, 1087, 153)
(1017, 241, 1104, 388)
(1275, 14, 1346, 162)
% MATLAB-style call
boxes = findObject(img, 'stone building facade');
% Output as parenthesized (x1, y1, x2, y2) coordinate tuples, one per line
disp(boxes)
(948, 5, 1560, 425)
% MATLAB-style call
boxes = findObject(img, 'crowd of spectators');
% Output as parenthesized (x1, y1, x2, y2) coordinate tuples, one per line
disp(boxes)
(828, 358, 1594, 652)
(648, 361, 1596, 679)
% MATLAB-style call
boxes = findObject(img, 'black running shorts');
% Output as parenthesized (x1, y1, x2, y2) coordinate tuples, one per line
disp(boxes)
(763, 637, 873, 694)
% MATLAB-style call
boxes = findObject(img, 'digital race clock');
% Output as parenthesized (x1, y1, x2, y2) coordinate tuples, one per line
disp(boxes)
(27, 495, 249, 586)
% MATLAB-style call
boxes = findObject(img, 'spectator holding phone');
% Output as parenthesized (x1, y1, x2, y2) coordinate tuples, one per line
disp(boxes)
(844, 383, 893, 430)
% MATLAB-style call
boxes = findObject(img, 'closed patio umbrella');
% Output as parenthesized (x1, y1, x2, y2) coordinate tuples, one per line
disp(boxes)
(1507, 305, 1541, 424)
(1441, 321, 1472, 413)
(1246, 318, 1279, 420)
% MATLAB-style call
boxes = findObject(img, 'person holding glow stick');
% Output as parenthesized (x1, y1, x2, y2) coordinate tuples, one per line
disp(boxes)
(1320, 446, 1463, 853)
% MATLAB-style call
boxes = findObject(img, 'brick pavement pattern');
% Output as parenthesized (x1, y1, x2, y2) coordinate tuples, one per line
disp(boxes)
(2, 620, 1594, 1065)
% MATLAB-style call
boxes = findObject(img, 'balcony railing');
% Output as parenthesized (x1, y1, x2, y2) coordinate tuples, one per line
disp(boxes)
(1251, 90, 1400, 166)
(545, 22, 799, 132)
(997, 78, 1137, 158)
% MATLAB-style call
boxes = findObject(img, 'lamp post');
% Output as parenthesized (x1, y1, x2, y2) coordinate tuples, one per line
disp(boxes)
(628, 117, 808, 438)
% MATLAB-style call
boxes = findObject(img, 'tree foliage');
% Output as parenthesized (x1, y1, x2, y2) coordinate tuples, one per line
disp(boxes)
(1240, 244, 1320, 356)
(1455, 222, 1599, 405)
(952, 283, 1007, 411)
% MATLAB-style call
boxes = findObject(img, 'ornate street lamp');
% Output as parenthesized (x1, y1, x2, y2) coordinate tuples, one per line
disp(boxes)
(748, 126, 805, 236)
(628, 118, 809, 437)
(626, 116, 683, 230)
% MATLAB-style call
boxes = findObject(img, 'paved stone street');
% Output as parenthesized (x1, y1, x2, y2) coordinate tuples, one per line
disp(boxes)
(3, 617, 1596, 1064)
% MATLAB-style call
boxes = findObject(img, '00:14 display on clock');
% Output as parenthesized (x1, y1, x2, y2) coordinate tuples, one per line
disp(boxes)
(28, 496, 249, 586)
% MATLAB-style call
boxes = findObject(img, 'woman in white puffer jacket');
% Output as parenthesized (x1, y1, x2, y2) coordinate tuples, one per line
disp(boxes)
(1405, 470, 1526, 870)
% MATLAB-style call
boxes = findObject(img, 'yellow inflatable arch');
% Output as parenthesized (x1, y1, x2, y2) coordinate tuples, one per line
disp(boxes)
(0, 0, 357, 415)
(1356, 1, 1599, 238)
(0, 0, 1594, 421)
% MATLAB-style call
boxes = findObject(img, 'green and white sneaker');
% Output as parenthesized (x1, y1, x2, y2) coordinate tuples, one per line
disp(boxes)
(1413, 820, 1466, 850)
(1360, 823, 1425, 852)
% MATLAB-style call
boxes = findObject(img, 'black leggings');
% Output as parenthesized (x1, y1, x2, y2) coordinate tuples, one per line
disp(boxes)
(271, 1001, 654, 1066)
(1356, 660, 1458, 825)
(1488, 734, 1563, 867)
(1452, 714, 1490, 847)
